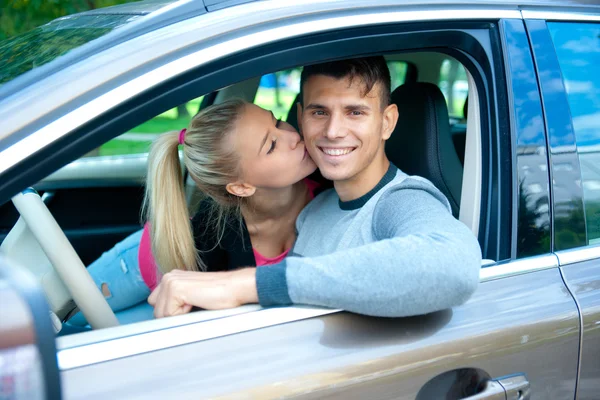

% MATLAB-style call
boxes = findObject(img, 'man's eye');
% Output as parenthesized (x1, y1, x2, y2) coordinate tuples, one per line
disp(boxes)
(267, 139, 276, 154)
(313, 110, 326, 116)
(351, 111, 362, 116)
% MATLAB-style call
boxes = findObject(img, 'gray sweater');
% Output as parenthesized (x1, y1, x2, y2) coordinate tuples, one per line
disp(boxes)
(255, 164, 482, 317)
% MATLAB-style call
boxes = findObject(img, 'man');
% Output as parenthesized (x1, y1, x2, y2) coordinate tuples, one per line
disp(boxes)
(149, 56, 481, 317)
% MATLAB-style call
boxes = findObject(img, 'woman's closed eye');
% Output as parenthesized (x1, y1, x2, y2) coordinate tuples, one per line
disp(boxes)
(267, 139, 277, 154)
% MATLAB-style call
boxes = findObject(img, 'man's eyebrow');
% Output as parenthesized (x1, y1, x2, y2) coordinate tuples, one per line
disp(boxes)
(258, 111, 276, 155)
(304, 103, 328, 110)
(345, 104, 371, 112)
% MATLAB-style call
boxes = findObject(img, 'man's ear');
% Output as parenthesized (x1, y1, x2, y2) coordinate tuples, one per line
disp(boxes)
(381, 103, 399, 141)
(225, 181, 256, 198)
(296, 102, 303, 134)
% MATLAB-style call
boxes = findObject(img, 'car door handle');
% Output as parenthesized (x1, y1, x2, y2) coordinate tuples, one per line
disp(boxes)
(465, 374, 530, 400)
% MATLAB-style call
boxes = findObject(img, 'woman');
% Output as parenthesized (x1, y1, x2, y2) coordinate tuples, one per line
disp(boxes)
(68, 99, 321, 327)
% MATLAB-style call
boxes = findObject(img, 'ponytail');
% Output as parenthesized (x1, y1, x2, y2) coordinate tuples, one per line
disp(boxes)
(143, 99, 247, 273)
(143, 131, 200, 273)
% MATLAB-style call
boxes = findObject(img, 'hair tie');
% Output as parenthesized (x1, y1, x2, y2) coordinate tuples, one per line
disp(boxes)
(178, 128, 187, 145)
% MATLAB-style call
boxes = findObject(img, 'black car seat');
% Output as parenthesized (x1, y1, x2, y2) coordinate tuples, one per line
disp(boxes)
(286, 93, 301, 132)
(385, 82, 463, 217)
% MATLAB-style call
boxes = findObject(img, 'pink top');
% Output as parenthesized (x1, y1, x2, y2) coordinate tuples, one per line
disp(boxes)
(138, 179, 320, 290)
(253, 248, 290, 266)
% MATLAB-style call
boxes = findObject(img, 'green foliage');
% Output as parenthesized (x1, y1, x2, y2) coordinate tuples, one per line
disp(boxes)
(0, 0, 138, 40)
(0, 14, 136, 83)
(586, 201, 600, 243)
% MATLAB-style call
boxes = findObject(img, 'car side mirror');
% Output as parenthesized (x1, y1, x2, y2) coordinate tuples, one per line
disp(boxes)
(0, 255, 62, 400)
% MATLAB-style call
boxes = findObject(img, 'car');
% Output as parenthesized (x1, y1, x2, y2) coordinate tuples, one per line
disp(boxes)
(0, 0, 599, 398)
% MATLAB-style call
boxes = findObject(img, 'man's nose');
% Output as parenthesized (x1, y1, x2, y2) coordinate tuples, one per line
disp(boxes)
(324, 113, 346, 140)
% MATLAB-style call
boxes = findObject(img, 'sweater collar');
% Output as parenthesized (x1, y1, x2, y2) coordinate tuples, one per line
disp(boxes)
(338, 163, 398, 210)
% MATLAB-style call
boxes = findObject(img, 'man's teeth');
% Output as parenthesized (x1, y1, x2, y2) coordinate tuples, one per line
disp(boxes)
(322, 148, 353, 156)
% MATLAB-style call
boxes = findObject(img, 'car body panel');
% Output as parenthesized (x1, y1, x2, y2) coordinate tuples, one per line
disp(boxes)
(1, 1, 600, 399)
(558, 252, 600, 400)
(59, 266, 579, 399)
(542, 15, 600, 400)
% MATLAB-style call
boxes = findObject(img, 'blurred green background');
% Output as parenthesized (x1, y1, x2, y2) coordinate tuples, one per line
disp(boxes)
(0, 0, 136, 40)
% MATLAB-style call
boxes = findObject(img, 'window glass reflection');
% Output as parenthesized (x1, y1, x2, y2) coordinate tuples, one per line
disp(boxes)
(550, 22, 600, 244)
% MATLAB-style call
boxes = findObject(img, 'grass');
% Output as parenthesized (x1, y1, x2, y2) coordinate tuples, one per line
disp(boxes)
(97, 98, 203, 155)
(128, 116, 191, 134)
(99, 140, 152, 157)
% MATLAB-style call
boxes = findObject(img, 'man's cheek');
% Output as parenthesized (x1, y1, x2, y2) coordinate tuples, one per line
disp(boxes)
(305, 142, 319, 157)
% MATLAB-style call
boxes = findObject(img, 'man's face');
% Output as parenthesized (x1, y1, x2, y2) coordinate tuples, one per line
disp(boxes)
(299, 75, 397, 184)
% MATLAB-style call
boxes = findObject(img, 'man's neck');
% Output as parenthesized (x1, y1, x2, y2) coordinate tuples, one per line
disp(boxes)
(334, 155, 390, 202)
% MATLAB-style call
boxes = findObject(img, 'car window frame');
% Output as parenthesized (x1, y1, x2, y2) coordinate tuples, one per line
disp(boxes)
(0, 24, 505, 256)
(522, 14, 600, 265)
(1, 5, 516, 367)
(546, 20, 600, 249)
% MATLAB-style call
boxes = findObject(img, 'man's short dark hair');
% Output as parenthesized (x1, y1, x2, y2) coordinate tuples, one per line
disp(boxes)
(300, 56, 391, 109)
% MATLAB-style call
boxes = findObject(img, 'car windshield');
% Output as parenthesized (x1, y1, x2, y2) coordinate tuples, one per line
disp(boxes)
(0, 13, 142, 85)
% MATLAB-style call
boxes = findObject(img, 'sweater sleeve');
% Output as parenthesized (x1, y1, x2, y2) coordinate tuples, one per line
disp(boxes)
(256, 182, 482, 317)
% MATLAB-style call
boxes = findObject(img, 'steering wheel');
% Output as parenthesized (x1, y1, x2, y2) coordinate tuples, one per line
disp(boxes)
(2, 189, 118, 330)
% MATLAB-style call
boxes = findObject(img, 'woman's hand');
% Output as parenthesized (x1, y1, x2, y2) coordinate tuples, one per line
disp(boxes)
(148, 268, 258, 318)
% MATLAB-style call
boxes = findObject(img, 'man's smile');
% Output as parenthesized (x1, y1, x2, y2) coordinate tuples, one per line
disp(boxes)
(318, 146, 357, 157)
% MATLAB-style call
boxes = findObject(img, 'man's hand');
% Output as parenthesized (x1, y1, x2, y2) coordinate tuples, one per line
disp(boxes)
(148, 268, 258, 318)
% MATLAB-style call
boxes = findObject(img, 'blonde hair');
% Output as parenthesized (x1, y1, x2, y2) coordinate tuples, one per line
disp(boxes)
(142, 99, 247, 273)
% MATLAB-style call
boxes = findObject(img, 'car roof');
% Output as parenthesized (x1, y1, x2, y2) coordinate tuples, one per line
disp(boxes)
(1, 0, 599, 150)
(1, 0, 599, 100)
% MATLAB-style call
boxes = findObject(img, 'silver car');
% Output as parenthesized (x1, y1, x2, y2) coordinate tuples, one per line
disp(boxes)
(1, 0, 600, 399)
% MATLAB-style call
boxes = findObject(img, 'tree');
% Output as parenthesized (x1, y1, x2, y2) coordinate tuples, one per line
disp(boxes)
(0, 0, 138, 40)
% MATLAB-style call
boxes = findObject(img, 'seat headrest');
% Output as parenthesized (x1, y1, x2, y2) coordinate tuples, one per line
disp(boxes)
(286, 93, 301, 132)
(386, 82, 463, 216)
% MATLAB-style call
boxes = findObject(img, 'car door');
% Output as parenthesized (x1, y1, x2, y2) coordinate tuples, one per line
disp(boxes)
(0, 256, 62, 400)
(5, 4, 575, 400)
(523, 14, 600, 400)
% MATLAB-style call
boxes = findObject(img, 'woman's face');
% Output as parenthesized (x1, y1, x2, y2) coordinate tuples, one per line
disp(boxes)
(230, 103, 317, 190)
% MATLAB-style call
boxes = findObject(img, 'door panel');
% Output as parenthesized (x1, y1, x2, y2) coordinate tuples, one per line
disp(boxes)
(41, 186, 144, 266)
(560, 257, 600, 400)
(60, 266, 578, 399)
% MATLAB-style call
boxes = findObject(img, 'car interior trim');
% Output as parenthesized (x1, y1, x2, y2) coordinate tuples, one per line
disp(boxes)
(459, 68, 482, 238)
(0, 7, 521, 178)
(479, 254, 559, 282)
(556, 245, 600, 266)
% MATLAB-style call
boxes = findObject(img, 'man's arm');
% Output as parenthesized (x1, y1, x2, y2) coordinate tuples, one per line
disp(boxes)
(256, 184, 482, 317)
